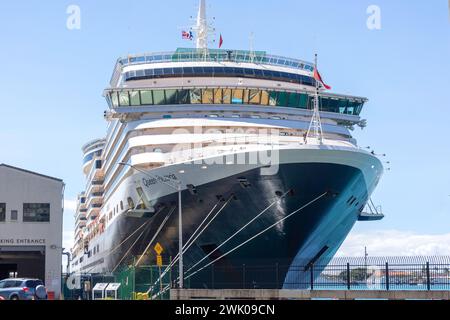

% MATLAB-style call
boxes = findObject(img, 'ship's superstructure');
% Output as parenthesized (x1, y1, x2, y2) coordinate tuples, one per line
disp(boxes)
(71, 1, 383, 289)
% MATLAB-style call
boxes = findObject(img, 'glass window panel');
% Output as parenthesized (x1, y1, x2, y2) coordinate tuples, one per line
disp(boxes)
(243, 90, 250, 104)
(172, 67, 183, 75)
(253, 69, 264, 77)
(232, 89, 244, 104)
(23, 203, 50, 222)
(178, 90, 190, 104)
(183, 67, 194, 76)
(298, 94, 308, 109)
(260, 91, 269, 105)
(165, 89, 177, 104)
(249, 90, 261, 104)
(202, 89, 214, 104)
(269, 91, 278, 106)
(144, 69, 154, 76)
(119, 91, 130, 106)
(244, 69, 255, 76)
(154, 69, 163, 76)
(276, 92, 288, 106)
(223, 89, 232, 104)
(130, 91, 140, 106)
(190, 89, 202, 104)
(288, 93, 300, 108)
(140, 90, 153, 105)
(203, 67, 214, 74)
(111, 92, 119, 107)
(214, 89, 223, 104)
(153, 90, 166, 105)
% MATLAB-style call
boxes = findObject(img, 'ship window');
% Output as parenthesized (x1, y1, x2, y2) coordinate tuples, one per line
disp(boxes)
(299, 94, 309, 109)
(153, 90, 166, 105)
(165, 89, 177, 104)
(269, 91, 278, 106)
(232, 89, 243, 104)
(249, 90, 261, 104)
(119, 91, 130, 106)
(177, 90, 190, 104)
(190, 89, 202, 104)
(202, 89, 214, 104)
(288, 93, 300, 108)
(129, 91, 140, 106)
(23, 203, 50, 222)
(222, 89, 232, 104)
(127, 197, 135, 210)
(111, 92, 119, 107)
(140, 90, 153, 105)
(260, 90, 269, 105)
(213, 88, 223, 104)
(153, 68, 164, 76)
(276, 92, 289, 107)
(243, 89, 250, 104)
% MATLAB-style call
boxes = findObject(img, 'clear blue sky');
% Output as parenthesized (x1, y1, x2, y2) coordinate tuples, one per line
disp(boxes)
(0, 1, 449, 252)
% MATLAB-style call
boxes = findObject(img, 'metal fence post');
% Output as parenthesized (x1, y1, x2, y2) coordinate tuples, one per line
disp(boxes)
(211, 264, 215, 289)
(243, 264, 246, 289)
(310, 264, 314, 290)
(275, 263, 279, 288)
(385, 262, 389, 291)
(426, 262, 431, 291)
(347, 263, 351, 290)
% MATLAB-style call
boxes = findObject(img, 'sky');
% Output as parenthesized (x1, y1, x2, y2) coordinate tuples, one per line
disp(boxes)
(0, 0, 449, 259)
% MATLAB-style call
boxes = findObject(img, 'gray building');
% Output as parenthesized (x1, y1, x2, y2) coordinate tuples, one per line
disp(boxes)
(0, 164, 64, 299)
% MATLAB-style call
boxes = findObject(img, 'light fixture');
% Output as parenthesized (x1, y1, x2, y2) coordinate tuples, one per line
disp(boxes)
(179, 170, 185, 174)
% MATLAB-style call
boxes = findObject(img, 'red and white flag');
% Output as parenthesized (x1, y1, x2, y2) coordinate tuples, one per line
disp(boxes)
(313, 68, 331, 90)
(182, 31, 193, 40)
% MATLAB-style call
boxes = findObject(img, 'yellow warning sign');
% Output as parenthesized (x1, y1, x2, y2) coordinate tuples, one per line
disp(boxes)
(154, 242, 164, 255)
(156, 255, 163, 267)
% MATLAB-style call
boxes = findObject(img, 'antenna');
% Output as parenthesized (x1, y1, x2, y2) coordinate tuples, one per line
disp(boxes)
(306, 54, 324, 144)
(195, 0, 208, 49)
(190, 0, 216, 60)
(249, 32, 256, 63)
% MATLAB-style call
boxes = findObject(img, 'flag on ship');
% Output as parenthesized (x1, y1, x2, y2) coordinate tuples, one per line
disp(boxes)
(313, 68, 331, 90)
(219, 34, 223, 48)
(182, 30, 193, 40)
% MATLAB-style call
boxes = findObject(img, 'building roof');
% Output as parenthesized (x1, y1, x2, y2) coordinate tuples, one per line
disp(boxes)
(0, 163, 64, 183)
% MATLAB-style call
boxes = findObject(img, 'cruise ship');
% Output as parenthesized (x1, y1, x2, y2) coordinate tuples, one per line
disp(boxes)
(71, 0, 384, 290)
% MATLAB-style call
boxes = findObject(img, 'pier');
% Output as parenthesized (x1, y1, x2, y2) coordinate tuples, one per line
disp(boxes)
(170, 289, 450, 300)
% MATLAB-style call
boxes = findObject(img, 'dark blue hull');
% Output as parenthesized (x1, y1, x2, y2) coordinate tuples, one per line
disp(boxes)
(97, 162, 369, 289)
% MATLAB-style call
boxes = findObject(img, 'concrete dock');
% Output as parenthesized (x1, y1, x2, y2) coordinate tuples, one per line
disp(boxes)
(171, 289, 450, 300)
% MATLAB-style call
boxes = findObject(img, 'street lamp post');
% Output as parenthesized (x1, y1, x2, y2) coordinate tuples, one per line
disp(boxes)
(118, 162, 184, 288)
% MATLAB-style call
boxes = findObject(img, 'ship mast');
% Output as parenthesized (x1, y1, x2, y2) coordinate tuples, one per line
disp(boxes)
(195, 0, 208, 50)
(306, 54, 324, 144)
(193, 0, 210, 60)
